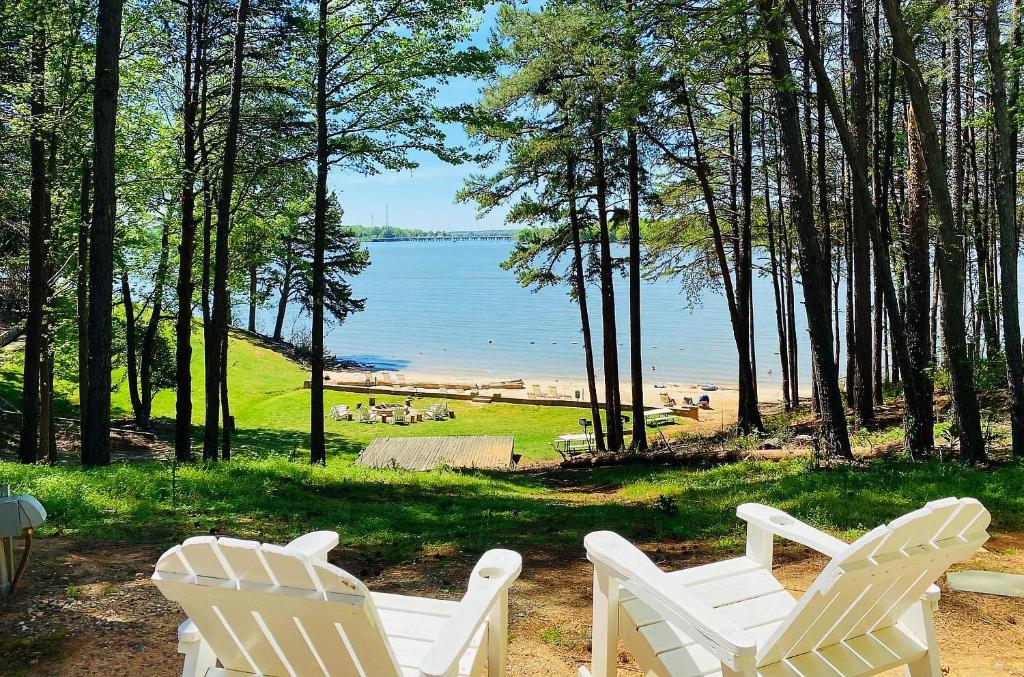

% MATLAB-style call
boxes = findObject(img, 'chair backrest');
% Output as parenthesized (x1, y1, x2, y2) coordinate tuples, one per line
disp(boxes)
(548, 386, 558, 396)
(530, 385, 541, 396)
(153, 536, 401, 676)
(757, 497, 990, 666)
(359, 408, 372, 422)
(394, 409, 406, 423)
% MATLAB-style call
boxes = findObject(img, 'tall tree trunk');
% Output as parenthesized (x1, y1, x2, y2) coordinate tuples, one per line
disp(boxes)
(273, 264, 291, 342)
(871, 0, 885, 405)
(140, 219, 170, 428)
(737, 52, 762, 431)
(764, 149, 792, 411)
(310, 0, 329, 465)
(247, 264, 257, 333)
(78, 158, 90, 441)
(627, 128, 646, 451)
(39, 113, 57, 465)
(593, 107, 623, 451)
(568, 153, 605, 451)
(814, 0, 831, 416)
(779, 161, 800, 408)
(848, 0, 875, 420)
(882, 0, 987, 461)
(904, 104, 936, 453)
(174, 0, 200, 462)
(985, 0, 1024, 458)
(789, 0, 935, 456)
(220, 331, 231, 461)
(83, 0, 123, 467)
(39, 341, 56, 464)
(201, 182, 213, 334)
(122, 272, 143, 421)
(21, 11, 47, 464)
(676, 76, 762, 431)
(762, 0, 853, 458)
(204, 0, 248, 462)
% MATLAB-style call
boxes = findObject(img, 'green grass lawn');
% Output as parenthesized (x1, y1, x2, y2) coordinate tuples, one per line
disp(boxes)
(2, 326, 1023, 569)
(0, 326, 594, 461)
(1, 454, 1021, 567)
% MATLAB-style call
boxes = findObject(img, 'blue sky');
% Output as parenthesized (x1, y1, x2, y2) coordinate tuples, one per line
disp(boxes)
(327, 5, 510, 232)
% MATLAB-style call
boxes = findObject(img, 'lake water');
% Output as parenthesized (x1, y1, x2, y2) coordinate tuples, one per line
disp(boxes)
(255, 240, 821, 388)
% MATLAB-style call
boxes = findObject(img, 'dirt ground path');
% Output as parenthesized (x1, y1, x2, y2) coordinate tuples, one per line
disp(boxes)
(2, 534, 1022, 676)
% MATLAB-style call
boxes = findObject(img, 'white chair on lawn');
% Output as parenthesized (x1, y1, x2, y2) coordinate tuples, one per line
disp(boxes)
(580, 497, 990, 677)
(152, 531, 521, 677)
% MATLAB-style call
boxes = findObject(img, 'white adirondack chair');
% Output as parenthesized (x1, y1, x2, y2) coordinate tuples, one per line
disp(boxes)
(152, 531, 522, 677)
(580, 497, 990, 677)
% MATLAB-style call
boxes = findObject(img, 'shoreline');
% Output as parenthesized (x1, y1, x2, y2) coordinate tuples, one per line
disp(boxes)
(326, 367, 789, 427)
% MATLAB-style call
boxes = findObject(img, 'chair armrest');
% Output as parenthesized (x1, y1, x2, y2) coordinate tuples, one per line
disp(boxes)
(285, 531, 339, 561)
(419, 549, 522, 677)
(584, 531, 756, 671)
(737, 503, 847, 558)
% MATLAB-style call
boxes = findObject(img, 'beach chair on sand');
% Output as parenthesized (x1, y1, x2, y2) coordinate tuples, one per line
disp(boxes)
(580, 497, 990, 677)
(152, 532, 521, 677)
(548, 385, 560, 398)
(530, 384, 543, 398)
(659, 392, 677, 407)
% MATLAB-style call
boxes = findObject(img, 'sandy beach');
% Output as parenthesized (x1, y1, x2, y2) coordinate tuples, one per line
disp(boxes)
(326, 367, 789, 431)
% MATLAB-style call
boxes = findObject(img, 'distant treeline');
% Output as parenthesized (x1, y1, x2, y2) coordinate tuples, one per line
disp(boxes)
(347, 225, 518, 240)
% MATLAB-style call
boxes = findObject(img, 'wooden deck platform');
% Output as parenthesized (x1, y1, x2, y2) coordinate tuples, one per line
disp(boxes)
(356, 435, 516, 471)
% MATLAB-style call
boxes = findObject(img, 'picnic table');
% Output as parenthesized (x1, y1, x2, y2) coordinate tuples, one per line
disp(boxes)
(643, 407, 677, 427)
(552, 433, 596, 461)
(372, 404, 424, 424)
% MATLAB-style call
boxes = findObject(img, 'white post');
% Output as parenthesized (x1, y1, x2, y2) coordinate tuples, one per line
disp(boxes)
(589, 564, 619, 677)
(745, 522, 774, 571)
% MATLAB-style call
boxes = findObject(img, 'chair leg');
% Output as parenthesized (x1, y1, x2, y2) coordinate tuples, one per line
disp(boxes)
(588, 565, 619, 677)
(179, 637, 216, 677)
(902, 599, 942, 677)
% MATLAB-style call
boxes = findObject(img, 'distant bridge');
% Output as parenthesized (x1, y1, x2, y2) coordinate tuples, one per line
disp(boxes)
(365, 235, 515, 242)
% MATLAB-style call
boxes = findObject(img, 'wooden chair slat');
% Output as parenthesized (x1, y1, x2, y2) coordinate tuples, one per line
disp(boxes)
(181, 536, 232, 580)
